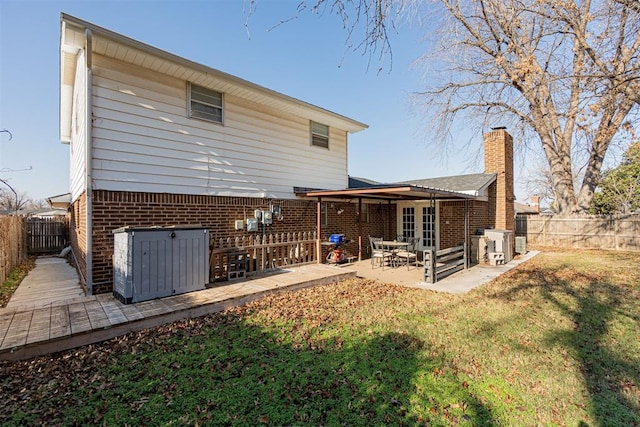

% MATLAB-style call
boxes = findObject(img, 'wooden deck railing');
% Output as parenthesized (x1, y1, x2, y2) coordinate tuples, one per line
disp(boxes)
(210, 232, 317, 282)
(423, 243, 467, 283)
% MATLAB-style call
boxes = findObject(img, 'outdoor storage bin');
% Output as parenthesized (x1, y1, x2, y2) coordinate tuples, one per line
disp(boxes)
(113, 225, 209, 304)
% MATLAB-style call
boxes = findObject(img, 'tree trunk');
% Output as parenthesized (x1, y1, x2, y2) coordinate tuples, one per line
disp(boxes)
(547, 150, 579, 213)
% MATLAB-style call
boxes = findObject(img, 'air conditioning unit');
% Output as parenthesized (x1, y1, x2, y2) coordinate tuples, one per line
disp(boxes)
(515, 236, 527, 254)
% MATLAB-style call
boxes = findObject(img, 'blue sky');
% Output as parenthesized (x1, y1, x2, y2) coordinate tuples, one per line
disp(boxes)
(0, 0, 530, 203)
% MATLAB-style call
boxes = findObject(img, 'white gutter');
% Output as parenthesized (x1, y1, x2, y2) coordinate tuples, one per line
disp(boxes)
(85, 27, 93, 295)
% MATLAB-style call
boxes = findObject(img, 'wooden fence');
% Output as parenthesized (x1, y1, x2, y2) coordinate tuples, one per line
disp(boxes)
(26, 217, 69, 254)
(0, 216, 27, 284)
(516, 214, 640, 251)
(423, 243, 467, 283)
(210, 232, 317, 282)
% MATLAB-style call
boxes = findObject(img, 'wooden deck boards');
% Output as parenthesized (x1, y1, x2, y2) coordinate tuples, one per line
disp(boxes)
(26, 307, 51, 345)
(0, 264, 355, 360)
(50, 305, 71, 339)
(2, 311, 33, 349)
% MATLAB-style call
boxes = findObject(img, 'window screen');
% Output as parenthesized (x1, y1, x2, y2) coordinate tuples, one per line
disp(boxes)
(189, 83, 223, 124)
(311, 121, 329, 148)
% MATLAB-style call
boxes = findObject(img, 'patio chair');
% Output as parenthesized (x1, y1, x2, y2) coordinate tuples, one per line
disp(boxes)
(395, 236, 420, 270)
(369, 236, 392, 269)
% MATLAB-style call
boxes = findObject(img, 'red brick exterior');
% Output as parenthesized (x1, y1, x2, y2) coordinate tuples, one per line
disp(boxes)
(484, 129, 515, 232)
(69, 193, 88, 288)
(75, 190, 389, 294)
(438, 200, 491, 250)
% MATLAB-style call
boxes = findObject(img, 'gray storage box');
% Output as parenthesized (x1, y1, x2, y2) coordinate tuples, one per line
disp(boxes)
(113, 226, 209, 304)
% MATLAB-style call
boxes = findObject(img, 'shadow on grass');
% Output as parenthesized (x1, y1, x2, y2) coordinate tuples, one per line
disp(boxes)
(1, 311, 495, 426)
(491, 263, 640, 425)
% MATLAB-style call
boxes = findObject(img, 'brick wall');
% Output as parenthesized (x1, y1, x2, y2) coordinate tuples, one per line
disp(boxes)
(87, 190, 388, 294)
(320, 200, 392, 260)
(70, 193, 88, 287)
(439, 200, 491, 249)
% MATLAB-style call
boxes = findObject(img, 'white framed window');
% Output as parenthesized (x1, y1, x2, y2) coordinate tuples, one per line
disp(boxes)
(311, 121, 329, 148)
(189, 83, 223, 124)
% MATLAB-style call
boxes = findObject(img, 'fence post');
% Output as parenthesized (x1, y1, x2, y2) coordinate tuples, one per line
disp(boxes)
(423, 249, 435, 283)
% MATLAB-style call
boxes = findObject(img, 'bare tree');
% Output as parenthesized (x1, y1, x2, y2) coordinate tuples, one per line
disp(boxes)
(0, 184, 30, 212)
(417, 0, 640, 214)
(271, 0, 640, 214)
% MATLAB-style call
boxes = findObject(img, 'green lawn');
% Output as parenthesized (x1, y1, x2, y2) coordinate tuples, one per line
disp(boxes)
(1, 251, 639, 426)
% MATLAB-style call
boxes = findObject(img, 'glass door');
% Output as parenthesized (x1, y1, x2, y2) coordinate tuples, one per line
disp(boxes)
(401, 207, 415, 240)
(396, 203, 438, 251)
(422, 206, 436, 250)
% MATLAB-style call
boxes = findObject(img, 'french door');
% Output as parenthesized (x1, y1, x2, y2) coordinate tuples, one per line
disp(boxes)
(421, 205, 436, 250)
(397, 203, 438, 251)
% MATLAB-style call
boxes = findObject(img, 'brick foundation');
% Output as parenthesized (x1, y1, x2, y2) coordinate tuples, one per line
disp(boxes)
(78, 190, 389, 294)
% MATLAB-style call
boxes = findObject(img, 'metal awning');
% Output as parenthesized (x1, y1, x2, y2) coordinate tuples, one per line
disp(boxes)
(297, 185, 474, 264)
(297, 184, 480, 201)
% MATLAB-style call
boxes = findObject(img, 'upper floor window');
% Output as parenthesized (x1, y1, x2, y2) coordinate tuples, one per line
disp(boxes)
(311, 121, 329, 148)
(189, 83, 223, 124)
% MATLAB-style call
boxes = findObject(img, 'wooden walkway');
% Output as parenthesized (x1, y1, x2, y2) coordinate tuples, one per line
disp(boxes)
(0, 264, 356, 361)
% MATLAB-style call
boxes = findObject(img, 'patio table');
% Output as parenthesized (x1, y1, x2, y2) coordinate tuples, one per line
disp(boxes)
(380, 240, 409, 268)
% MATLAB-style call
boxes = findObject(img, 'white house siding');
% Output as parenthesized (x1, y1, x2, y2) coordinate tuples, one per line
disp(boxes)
(69, 50, 87, 202)
(89, 54, 349, 199)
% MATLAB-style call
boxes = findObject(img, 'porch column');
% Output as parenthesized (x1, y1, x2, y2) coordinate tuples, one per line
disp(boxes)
(316, 197, 322, 264)
(464, 198, 469, 269)
(358, 198, 363, 261)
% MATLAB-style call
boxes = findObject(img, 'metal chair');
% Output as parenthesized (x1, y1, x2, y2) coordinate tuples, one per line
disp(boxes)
(395, 236, 419, 270)
(369, 236, 392, 269)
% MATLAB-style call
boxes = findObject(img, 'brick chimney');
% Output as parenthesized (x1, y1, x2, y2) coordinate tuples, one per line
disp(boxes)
(530, 195, 540, 213)
(484, 128, 514, 232)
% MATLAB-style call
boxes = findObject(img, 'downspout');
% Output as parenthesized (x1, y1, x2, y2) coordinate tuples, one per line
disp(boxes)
(85, 28, 94, 294)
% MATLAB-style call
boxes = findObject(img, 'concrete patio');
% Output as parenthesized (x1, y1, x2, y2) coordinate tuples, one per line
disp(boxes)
(350, 250, 540, 293)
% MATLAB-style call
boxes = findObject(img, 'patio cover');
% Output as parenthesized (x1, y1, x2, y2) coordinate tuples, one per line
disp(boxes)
(299, 183, 481, 201)
(296, 183, 481, 263)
